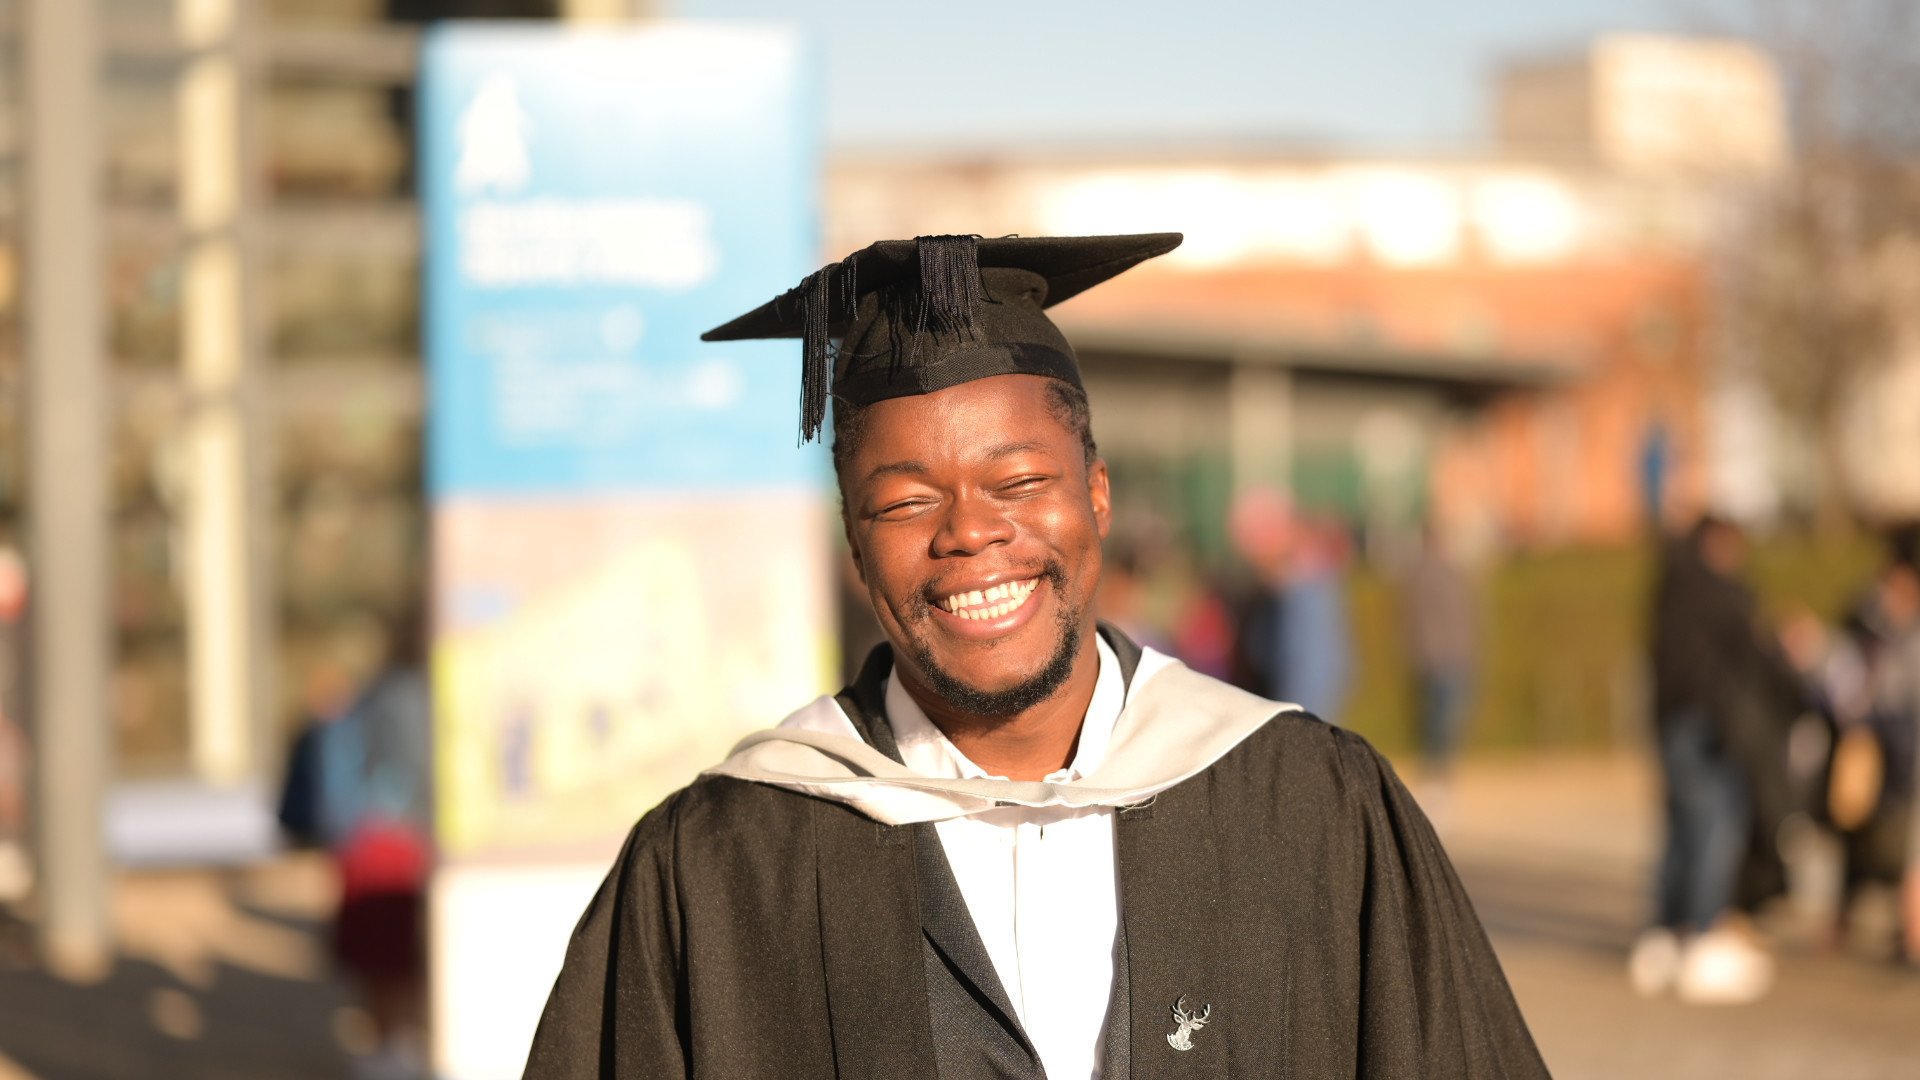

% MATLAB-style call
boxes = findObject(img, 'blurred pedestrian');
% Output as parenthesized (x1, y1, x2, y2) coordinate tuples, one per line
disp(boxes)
(1229, 488, 1293, 699)
(1170, 571, 1238, 682)
(1789, 526, 1920, 961)
(1854, 528, 1919, 963)
(1402, 522, 1478, 827)
(1281, 515, 1355, 721)
(0, 547, 27, 904)
(1872, 551, 1920, 966)
(1631, 516, 1780, 1004)
(1404, 522, 1478, 768)
(280, 609, 433, 1079)
(1094, 544, 1173, 657)
(1228, 492, 1353, 720)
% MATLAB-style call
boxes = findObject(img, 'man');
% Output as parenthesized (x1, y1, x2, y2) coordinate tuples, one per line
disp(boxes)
(1226, 496, 1351, 720)
(1403, 522, 1477, 776)
(525, 234, 1548, 1079)
(1633, 516, 1789, 1004)
(1402, 521, 1478, 831)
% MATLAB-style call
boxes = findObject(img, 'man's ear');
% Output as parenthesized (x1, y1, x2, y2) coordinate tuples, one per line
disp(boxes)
(1088, 457, 1112, 541)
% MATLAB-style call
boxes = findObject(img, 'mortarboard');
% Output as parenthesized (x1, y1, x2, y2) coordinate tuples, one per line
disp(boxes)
(702, 233, 1183, 442)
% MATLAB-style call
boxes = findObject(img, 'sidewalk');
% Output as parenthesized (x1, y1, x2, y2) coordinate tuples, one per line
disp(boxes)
(0, 855, 354, 1080)
(1436, 753, 1920, 1080)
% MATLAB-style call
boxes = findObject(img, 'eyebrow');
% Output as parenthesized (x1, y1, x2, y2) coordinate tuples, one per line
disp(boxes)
(864, 442, 1047, 484)
(864, 459, 929, 483)
(982, 441, 1046, 461)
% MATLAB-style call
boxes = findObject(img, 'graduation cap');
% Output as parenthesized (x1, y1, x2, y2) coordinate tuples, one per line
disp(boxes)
(701, 233, 1183, 442)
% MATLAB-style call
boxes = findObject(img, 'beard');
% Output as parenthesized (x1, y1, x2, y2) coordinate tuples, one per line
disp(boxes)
(905, 561, 1085, 719)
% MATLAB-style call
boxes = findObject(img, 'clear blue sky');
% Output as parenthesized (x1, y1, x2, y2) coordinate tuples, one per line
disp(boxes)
(674, 0, 1735, 150)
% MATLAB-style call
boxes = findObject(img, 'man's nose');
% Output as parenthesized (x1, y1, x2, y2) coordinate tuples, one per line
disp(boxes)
(931, 493, 1014, 557)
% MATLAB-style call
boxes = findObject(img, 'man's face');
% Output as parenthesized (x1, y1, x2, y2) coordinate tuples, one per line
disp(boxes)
(841, 374, 1110, 716)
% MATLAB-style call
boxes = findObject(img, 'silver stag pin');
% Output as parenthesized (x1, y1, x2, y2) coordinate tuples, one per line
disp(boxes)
(1166, 996, 1212, 1051)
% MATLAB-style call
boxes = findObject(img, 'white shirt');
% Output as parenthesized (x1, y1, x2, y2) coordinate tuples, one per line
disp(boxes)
(884, 638, 1127, 1080)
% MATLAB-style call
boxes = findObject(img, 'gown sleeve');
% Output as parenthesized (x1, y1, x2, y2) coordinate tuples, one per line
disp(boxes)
(522, 793, 689, 1080)
(1336, 734, 1553, 1080)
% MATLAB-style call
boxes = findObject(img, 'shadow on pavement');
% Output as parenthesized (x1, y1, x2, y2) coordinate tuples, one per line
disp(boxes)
(1455, 855, 1641, 955)
(0, 898, 354, 1080)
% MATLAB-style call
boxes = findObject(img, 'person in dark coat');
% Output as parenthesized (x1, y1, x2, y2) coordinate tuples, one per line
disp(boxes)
(524, 234, 1549, 1079)
(1634, 516, 1796, 1004)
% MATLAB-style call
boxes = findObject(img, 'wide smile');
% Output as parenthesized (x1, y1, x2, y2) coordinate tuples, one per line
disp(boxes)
(939, 577, 1039, 620)
(929, 576, 1045, 638)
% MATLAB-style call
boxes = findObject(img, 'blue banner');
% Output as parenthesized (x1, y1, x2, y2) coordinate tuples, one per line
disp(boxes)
(420, 23, 822, 494)
(419, 26, 832, 1080)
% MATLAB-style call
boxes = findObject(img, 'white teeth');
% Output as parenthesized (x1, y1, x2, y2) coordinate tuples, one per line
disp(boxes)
(942, 578, 1040, 620)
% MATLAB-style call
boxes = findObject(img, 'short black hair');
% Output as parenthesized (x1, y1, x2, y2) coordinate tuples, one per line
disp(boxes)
(831, 378, 1097, 491)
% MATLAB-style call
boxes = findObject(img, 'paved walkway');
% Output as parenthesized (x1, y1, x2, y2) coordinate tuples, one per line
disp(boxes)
(1437, 754, 1920, 1080)
(0, 857, 354, 1080)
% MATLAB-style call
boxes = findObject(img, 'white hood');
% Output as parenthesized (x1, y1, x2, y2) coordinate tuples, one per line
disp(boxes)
(703, 648, 1298, 825)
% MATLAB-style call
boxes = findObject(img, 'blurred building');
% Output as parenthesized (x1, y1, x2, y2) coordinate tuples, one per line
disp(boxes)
(1497, 34, 1788, 180)
(827, 36, 1795, 562)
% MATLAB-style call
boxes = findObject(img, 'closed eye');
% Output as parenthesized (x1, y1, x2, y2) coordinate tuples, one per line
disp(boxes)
(997, 474, 1053, 495)
(874, 496, 937, 520)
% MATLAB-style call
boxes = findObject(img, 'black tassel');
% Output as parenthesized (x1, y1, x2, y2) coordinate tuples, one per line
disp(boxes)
(839, 249, 860, 321)
(912, 234, 984, 350)
(797, 265, 834, 444)
(793, 252, 863, 444)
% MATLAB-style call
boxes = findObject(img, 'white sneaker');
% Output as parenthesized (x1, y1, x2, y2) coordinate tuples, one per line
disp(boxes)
(1676, 927, 1774, 1005)
(1629, 928, 1681, 997)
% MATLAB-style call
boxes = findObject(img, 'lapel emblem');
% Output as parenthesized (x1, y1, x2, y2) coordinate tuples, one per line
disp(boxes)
(1166, 996, 1212, 1051)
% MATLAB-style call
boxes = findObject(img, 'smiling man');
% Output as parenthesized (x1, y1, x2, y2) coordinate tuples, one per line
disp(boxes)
(524, 235, 1549, 1080)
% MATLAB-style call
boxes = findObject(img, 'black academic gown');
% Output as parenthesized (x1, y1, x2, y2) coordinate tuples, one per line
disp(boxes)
(524, 628, 1550, 1080)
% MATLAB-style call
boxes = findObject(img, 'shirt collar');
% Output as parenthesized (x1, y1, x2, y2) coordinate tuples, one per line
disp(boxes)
(886, 635, 1125, 783)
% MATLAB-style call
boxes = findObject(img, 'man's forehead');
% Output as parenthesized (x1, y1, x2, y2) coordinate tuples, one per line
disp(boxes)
(858, 376, 1067, 451)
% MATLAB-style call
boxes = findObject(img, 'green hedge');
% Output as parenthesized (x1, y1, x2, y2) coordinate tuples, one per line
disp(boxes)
(1339, 532, 1883, 756)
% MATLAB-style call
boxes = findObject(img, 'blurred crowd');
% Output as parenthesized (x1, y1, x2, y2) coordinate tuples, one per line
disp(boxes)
(1082, 492, 1920, 1005)
(1092, 488, 1481, 792)
(1630, 518, 1920, 1004)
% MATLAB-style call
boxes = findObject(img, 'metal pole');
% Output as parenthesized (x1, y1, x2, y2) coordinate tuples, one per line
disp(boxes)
(24, 0, 112, 980)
